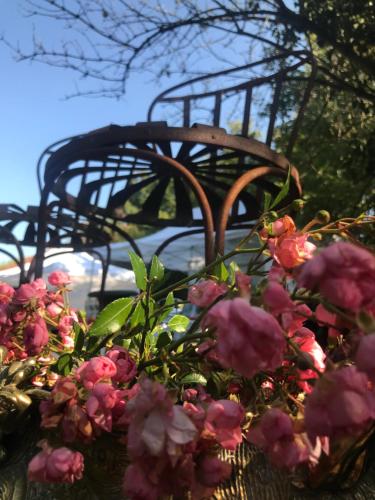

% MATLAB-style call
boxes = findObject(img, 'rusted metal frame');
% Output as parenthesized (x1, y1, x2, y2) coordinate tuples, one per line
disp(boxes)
(242, 87, 252, 137)
(183, 98, 190, 127)
(41, 147, 215, 266)
(213, 93, 222, 127)
(147, 50, 314, 120)
(37, 136, 79, 193)
(154, 229, 207, 258)
(215, 166, 301, 254)
(0, 221, 27, 285)
(41, 125, 293, 174)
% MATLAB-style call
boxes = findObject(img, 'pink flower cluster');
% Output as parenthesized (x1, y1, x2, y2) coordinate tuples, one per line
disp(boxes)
(124, 378, 243, 499)
(262, 215, 316, 269)
(188, 279, 228, 308)
(305, 366, 375, 441)
(30, 348, 138, 484)
(203, 298, 286, 378)
(298, 242, 375, 312)
(28, 441, 84, 484)
(39, 348, 137, 442)
(0, 271, 77, 361)
(248, 409, 320, 469)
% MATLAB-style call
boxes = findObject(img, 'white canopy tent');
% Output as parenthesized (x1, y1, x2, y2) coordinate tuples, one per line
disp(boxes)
(0, 250, 136, 310)
(0, 220, 258, 310)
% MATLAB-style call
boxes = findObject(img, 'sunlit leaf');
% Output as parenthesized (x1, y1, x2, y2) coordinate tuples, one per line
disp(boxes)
(168, 314, 190, 333)
(89, 297, 133, 336)
(129, 251, 147, 290)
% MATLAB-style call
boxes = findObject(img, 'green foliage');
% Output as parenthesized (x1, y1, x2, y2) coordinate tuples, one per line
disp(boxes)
(129, 251, 147, 291)
(180, 373, 208, 385)
(167, 314, 190, 333)
(89, 297, 134, 336)
(149, 255, 165, 283)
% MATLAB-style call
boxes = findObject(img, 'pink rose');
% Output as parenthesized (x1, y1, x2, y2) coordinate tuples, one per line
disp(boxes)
(126, 378, 197, 460)
(23, 315, 49, 355)
(0, 282, 15, 304)
(273, 233, 316, 269)
(355, 334, 375, 381)
(292, 327, 326, 393)
(182, 388, 198, 402)
(197, 455, 232, 487)
(48, 271, 72, 287)
(106, 346, 137, 384)
(263, 281, 294, 315)
(51, 377, 78, 405)
(75, 356, 117, 389)
(123, 462, 158, 500)
(298, 242, 375, 312)
(14, 283, 45, 306)
(28, 443, 84, 484)
(205, 399, 244, 450)
(247, 408, 310, 469)
(86, 383, 120, 432)
(235, 272, 251, 300)
(188, 280, 227, 308)
(62, 403, 93, 443)
(305, 366, 375, 440)
(58, 315, 75, 336)
(271, 215, 296, 236)
(203, 298, 286, 378)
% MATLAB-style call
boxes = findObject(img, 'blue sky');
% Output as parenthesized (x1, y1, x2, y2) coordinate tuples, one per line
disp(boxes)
(0, 1, 159, 209)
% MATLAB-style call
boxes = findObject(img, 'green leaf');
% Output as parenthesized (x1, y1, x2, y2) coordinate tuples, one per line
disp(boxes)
(129, 251, 147, 290)
(180, 373, 207, 385)
(168, 314, 190, 333)
(149, 255, 165, 283)
(56, 353, 74, 376)
(74, 324, 85, 354)
(228, 261, 241, 285)
(263, 191, 272, 211)
(213, 261, 228, 282)
(159, 292, 175, 321)
(270, 165, 291, 209)
(89, 297, 134, 336)
(156, 331, 173, 348)
(130, 301, 145, 328)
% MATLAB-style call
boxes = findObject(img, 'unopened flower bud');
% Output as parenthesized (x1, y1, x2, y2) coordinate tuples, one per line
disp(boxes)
(311, 232, 323, 241)
(292, 199, 305, 211)
(315, 210, 330, 224)
(268, 211, 279, 221)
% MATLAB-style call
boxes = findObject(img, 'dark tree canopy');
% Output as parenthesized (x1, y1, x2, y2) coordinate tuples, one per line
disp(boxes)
(3, 0, 374, 99)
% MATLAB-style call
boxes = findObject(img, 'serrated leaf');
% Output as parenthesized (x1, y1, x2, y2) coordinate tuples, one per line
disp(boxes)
(270, 165, 291, 209)
(150, 255, 165, 283)
(159, 292, 175, 321)
(129, 251, 147, 290)
(156, 331, 173, 349)
(180, 373, 207, 385)
(89, 297, 134, 336)
(168, 314, 190, 333)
